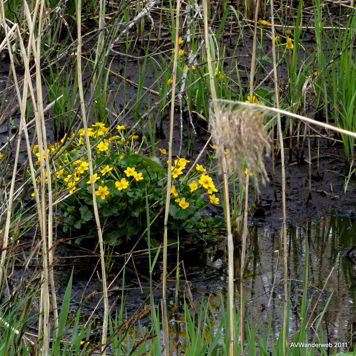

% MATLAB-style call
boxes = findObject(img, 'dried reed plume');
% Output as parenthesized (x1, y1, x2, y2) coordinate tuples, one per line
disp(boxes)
(209, 103, 271, 189)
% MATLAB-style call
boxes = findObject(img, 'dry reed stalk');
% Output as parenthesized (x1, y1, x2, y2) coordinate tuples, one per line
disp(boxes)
(162, 1, 181, 354)
(0, 4, 20, 292)
(270, 0, 288, 353)
(76, 1, 109, 354)
(203, 1, 236, 353)
(27, 1, 53, 353)
(248, 0, 260, 99)
(1, 1, 57, 353)
(209, 103, 270, 355)
(2, 2, 62, 345)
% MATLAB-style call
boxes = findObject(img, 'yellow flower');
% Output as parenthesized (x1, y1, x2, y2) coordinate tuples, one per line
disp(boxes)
(97, 140, 109, 152)
(259, 20, 271, 25)
(188, 181, 198, 192)
(275, 36, 280, 42)
(171, 185, 178, 197)
(246, 95, 262, 104)
(69, 186, 76, 194)
(191, 65, 196, 70)
(178, 37, 184, 45)
(31, 192, 36, 197)
(120, 154, 125, 160)
(79, 128, 94, 137)
(176, 158, 190, 168)
(129, 135, 139, 140)
(287, 37, 293, 49)
(159, 148, 167, 155)
(35, 150, 49, 159)
(96, 127, 109, 136)
(199, 174, 213, 189)
(92, 122, 105, 128)
(172, 167, 183, 179)
(209, 194, 220, 205)
(67, 180, 76, 188)
(124, 167, 137, 177)
(32, 145, 39, 153)
(115, 178, 129, 190)
(183, 64, 189, 71)
(134, 172, 144, 181)
(207, 183, 218, 194)
(56, 168, 64, 178)
(116, 125, 127, 131)
(64, 174, 72, 183)
(178, 197, 189, 209)
(96, 185, 109, 200)
(178, 49, 185, 56)
(196, 164, 206, 172)
(76, 166, 85, 174)
(87, 173, 99, 184)
(101, 165, 113, 175)
(80, 161, 89, 170)
(167, 78, 173, 85)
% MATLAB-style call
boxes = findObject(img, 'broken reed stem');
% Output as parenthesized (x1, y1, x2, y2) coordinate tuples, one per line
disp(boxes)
(217, 100, 356, 139)
(162, 1, 181, 354)
(203, 1, 235, 354)
(270, 0, 288, 353)
(76, 1, 109, 354)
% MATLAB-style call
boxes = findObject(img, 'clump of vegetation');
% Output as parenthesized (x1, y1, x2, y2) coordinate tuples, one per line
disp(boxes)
(30, 122, 222, 246)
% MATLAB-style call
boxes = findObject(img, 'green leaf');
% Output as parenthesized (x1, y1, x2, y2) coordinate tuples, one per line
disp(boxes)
(125, 153, 163, 173)
(79, 205, 93, 222)
(52, 271, 73, 353)
(102, 205, 118, 217)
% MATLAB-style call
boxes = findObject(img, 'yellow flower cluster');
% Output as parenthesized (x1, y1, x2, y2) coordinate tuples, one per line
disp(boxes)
(170, 161, 220, 209)
(124, 167, 144, 182)
(246, 95, 262, 105)
(61, 158, 91, 193)
(30, 121, 146, 200)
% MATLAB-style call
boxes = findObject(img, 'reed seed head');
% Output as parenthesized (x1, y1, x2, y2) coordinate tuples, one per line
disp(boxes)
(209, 103, 271, 189)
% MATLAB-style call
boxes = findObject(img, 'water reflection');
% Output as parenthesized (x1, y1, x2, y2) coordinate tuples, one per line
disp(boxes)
(243, 216, 356, 353)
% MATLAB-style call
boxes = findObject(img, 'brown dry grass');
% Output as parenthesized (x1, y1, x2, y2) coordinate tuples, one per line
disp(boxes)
(209, 104, 271, 189)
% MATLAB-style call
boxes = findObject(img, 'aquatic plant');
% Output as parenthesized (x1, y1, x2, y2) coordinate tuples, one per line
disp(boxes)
(30, 122, 221, 246)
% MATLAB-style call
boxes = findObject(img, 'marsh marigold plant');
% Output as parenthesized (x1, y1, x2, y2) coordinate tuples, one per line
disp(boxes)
(30, 122, 222, 246)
